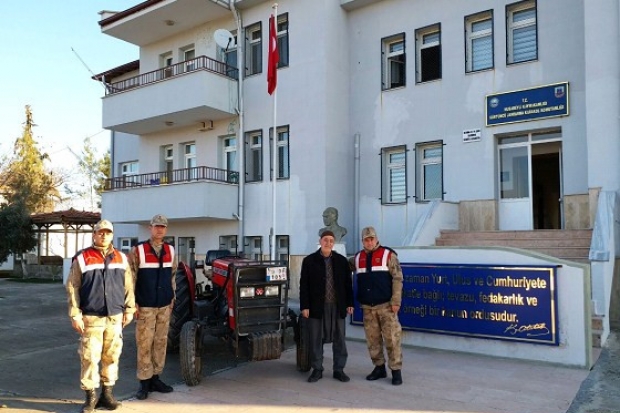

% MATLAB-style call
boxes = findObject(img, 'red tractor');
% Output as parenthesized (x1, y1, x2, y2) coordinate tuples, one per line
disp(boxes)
(168, 251, 309, 385)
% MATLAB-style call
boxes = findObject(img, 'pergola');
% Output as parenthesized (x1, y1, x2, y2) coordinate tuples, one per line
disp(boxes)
(30, 208, 101, 262)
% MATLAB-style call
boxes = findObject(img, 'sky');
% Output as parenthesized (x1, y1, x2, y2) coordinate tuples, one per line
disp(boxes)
(0, 1, 138, 208)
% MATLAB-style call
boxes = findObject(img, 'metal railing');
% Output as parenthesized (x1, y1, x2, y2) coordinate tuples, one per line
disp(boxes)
(104, 55, 238, 95)
(104, 165, 239, 191)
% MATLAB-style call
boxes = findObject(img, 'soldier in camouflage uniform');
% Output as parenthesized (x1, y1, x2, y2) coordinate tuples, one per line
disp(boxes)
(128, 214, 177, 400)
(66, 219, 135, 413)
(351, 226, 404, 385)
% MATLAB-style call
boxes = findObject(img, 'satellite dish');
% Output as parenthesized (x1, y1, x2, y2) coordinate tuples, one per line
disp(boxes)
(214, 29, 235, 50)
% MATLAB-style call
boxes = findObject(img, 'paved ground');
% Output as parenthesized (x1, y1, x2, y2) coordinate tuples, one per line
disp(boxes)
(0, 278, 618, 413)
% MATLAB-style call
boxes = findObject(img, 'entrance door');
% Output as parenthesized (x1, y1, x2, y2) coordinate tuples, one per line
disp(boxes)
(498, 131, 562, 230)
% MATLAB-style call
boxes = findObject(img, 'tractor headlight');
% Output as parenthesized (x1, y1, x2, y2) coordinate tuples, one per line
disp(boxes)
(240, 287, 255, 298)
(265, 286, 279, 296)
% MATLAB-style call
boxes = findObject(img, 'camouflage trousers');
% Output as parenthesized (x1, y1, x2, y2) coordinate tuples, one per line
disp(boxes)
(78, 314, 124, 390)
(135, 305, 171, 380)
(362, 302, 403, 370)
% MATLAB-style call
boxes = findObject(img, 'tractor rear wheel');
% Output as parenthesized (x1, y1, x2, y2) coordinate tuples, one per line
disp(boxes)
(167, 263, 193, 353)
(296, 316, 310, 372)
(180, 320, 203, 386)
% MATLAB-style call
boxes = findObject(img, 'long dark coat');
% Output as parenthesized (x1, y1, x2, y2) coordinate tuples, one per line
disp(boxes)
(299, 249, 354, 319)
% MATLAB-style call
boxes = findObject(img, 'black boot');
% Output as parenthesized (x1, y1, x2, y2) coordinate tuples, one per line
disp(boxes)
(150, 374, 173, 393)
(95, 385, 121, 410)
(136, 379, 151, 400)
(391, 369, 403, 385)
(80, 389, 97, 413)
(366, 364, 387, 381)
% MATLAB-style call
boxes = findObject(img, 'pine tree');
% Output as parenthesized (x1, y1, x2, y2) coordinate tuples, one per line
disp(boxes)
(2, 105, 61, 213)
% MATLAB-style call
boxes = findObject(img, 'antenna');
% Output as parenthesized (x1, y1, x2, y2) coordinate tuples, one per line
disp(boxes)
(214, 29, 235, 50)
(71, 47, 106, 90)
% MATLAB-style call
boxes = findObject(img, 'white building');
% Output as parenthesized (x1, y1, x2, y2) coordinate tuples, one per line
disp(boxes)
(96, 0, 620, 351)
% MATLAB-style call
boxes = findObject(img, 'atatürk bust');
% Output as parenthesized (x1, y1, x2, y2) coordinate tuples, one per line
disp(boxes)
(318, 207, 347, 243)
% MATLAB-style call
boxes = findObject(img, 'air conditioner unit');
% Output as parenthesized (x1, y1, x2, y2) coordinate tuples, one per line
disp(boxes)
(199, 121, 214, 132)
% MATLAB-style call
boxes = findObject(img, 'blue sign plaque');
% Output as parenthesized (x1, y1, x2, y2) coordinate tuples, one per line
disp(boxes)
(486, 82, 569, 126)
(352, 263, 559, 345)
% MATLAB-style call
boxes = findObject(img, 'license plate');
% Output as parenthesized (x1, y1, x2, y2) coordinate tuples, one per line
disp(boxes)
(266, 267, 287, 281)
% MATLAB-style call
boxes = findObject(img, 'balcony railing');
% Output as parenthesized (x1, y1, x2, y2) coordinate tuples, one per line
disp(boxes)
(104, 55, 238, 95)
(104, 166, 239, 190)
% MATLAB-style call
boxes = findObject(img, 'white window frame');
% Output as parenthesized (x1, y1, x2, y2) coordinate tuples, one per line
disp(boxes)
(276, 235, 289, 264)
(382, 33, 406, 90)
(381, 146, 407, 204)
(219, 235, 238, 254)
(416, 142, 444, 201)
(182, 46, 196, 71)
(120, 161, 139, 176)
(160, 52, 173, 78)
(119, 237, 138, 254)
(507, 0, 537, 64)
(244, 236, 263, 260)
(465, 11, 494, 72)
(277, 13, 289, 67)
(245, 130, 262, 183)
(270, 126, 289, 180)
(416, 24, 442, 83)
(245, 22, 262, 76)
(184, 142, 196, 180)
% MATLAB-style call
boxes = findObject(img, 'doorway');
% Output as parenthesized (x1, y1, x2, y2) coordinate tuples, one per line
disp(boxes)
(498, 130, 562, 230)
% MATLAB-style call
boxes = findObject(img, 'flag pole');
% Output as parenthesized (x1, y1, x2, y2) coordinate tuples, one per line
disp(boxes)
(270, 3, 278, 261)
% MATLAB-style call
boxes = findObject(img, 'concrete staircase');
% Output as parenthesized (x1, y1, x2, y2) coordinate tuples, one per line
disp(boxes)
(435, 229, 592, 262)
(435, 229, 601, 346)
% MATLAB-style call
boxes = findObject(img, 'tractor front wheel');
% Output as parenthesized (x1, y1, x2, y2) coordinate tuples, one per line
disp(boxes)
(180, 320, 203, 386)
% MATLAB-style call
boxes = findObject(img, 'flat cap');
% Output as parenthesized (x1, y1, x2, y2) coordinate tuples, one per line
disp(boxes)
(320, 230, 335, 239)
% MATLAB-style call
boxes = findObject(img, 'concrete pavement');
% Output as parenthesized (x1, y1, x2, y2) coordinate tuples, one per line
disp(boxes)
(0, 278, 618, 413)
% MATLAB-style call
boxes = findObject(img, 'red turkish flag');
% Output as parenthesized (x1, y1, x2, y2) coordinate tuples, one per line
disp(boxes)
(267, 14, 279, 95)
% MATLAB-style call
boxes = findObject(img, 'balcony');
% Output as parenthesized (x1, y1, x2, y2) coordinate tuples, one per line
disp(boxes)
(340, 0, 386, 11)
(101, 165, 239, 224)
(100, 0, 232, 46)
(101, 56, 238, 135)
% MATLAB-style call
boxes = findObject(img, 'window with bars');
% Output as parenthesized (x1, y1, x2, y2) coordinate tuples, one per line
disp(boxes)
(381, 146, 407, 204)
(507, 0, 537, 64)
(244, 236, 263, 260)
(270, 125, 290, 180)
(245, 22, 262, 76)
(416, 24, 441, 83)
(416, 142, 443, 201)
(245, 130, 262, 182)
(277, 13, 289, 67)
(465, 11, 494, 72)
(382, 33, 406, 90)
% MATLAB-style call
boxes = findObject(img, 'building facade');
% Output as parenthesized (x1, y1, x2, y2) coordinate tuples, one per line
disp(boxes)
(96, 0, 620, 303)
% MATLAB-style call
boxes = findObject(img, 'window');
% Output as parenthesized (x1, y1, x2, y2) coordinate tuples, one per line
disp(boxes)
(416, 24, 441, 82)
(465, 11, 493, 72)
(245, 22, 262, 76)
(183, 46, 196, 71)
(221, 31, 238, 78)
(277, 13, 289, 67)
(177, 237, 195, 266)
(184, 142, 196, 180)
(223, 136, 238, 182)
(219, 235, 238, 254)
(118, 237, 138, 254)
(244, 236, 263, 260)
(416, 142, 443, 201)
(382, 33, 406, 90)
(507, 0, 537, 64)
(381, 146, 407, 204)
(276, 235, 289, 264)
(245, 130, 262, 182)
(270, 125, 290, 180)
(162, 145, 173, 183)
(120, 161, 139, 176)
(161, 52, 173, 78)
(163, 236, 175, 247)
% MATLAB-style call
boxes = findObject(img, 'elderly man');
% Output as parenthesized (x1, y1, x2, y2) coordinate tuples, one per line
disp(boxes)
(66, 219, 135, 413)
(300, 230, 354, 383)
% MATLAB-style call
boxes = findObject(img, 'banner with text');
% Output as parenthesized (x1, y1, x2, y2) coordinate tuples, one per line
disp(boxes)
(352, 263, 559, 345)
(486, 82, 569, 126)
